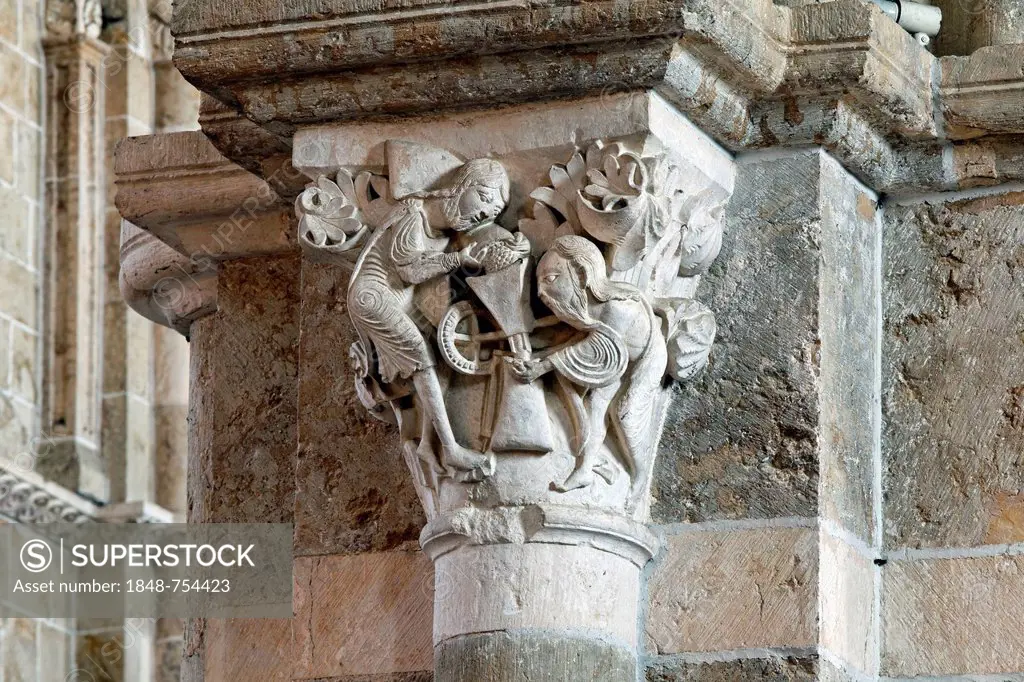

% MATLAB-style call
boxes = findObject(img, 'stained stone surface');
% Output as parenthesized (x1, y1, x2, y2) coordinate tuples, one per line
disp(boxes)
(652, 152, 821, 523)
(645, 527, 818, 654)
(202, 619, 292, 680)
(187, 256, 300, 524)
(652, 152, 879, 540)
(882, 553, 1024, 676)
(644, 654, 818, 681)
(296, 261, 424, 556)
(436, 632, 635, 682)
(293, 551, 433, 678)
(882, 193, 1024, 549)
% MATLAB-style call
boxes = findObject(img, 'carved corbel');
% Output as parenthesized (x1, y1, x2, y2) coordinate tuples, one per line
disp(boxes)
(119, 222, 218, 337)
(115, 131, 298, 336)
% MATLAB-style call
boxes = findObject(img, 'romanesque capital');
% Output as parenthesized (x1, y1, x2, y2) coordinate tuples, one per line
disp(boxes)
(297, 130, 728, 528)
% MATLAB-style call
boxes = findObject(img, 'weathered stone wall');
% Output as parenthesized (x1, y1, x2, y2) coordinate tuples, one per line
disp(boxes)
(0, 0, 197, 678)
(880, 190, 1024, 677)
(0, 0, 73, 678)
(0, 0, 44, 474)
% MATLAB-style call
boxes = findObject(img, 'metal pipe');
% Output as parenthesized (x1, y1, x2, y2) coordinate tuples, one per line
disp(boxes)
(869, 0, 942, 40)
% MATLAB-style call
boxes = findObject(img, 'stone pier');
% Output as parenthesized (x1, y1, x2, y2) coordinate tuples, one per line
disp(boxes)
(114, 0, 1024, 680)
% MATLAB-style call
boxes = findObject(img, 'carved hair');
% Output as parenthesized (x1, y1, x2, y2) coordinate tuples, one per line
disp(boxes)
(550, 236, 642, 304)
(417, 159, 510, 229)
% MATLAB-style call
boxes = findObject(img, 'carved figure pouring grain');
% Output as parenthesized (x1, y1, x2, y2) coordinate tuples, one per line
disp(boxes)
(347, 158, 510, 480)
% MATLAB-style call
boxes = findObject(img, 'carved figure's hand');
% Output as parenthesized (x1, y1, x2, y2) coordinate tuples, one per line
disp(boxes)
(508, 232, 531, 256)
(459, 244, 487, 269)
(507, 357, 548, 384)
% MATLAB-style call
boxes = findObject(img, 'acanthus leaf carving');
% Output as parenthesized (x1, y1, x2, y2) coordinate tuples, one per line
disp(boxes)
(297, 138, 728, 520)
(296, 170, 395, 266)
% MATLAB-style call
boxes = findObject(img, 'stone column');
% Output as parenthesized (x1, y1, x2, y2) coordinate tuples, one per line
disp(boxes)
(40, 21, 110, 496)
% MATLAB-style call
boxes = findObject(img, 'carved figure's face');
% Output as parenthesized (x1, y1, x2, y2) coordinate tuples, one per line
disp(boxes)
(537, 252, 591, 330)
(453, 183, 505, 231)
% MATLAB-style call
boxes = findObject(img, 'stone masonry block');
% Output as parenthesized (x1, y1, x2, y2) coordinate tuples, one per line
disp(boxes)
(883, 193, 1024, 549)
(645, 526, 818, 654)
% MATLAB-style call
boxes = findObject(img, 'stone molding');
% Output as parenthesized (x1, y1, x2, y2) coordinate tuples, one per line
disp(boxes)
(420, 505, 659, 568)
(0, 465, 96, 523)
(170, 0, 1024, 195)
(115, 131, 298, 335)
(0, 464, 177, 524)
(114, 131, 291, 257)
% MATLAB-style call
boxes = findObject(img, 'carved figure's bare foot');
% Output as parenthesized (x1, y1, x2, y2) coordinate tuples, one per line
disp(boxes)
(414, 439, 444, 474)
(554, 466, 595, 492)
(555, 456, 615, 492)
(443, 445, 495, 482)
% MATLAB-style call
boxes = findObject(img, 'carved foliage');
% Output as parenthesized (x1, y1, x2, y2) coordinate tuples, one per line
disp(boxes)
(520, 141, 722, 381)
(296, 171, 394, 267)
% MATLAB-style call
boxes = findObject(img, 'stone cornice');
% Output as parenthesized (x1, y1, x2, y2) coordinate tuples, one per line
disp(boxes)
(0, 463, 178, 524)
(0, 465, 96, 523)
(940, 44, 1024, 140)
(173, 0, 689, 82)
(170, 0, 1022, 196)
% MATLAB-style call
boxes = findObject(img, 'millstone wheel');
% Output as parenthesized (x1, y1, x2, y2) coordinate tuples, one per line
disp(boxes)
(437, 301, 494, 376)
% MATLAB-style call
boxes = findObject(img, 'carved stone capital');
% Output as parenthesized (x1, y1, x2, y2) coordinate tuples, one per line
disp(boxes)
(294, 92, 732, 521)
(292, 92, 734, 679)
